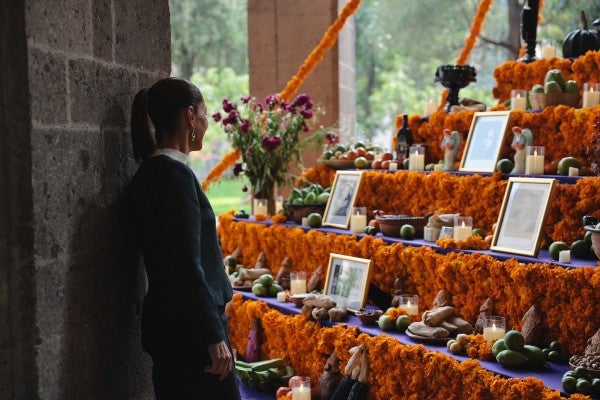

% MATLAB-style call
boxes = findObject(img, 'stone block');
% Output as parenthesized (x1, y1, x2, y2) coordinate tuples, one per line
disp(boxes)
(93, 0, 113, 61)
(35, 262, 66, 337)
(114, 0, 170, 71)
(68, 58, 136, 128)
(28, 48, 68, 125)
(26, 0, 92, 54)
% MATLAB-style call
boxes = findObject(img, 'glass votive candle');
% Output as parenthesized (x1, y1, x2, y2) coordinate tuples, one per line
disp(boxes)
(253, 198, 268, 216)
(525, 146, 545, 175)
(350, 207, 367, 234)
(510, 89, 527, 111)
(398, 294, 419, 316)
(290, 271, 307, 295)
(582, 83, 600, 108)
(453, 215, 473, 242)
(423, 99, 437, 117)
(439, 226, 453, 239)
(483, 316, 506, 343)
(540, 39, 556, 59)
(408, 144, 425, 171)
(290, 376, 311, 400)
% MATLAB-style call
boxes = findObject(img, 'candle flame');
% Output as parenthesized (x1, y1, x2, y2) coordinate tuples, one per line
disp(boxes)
(461, 221, 466, 228)
(407, 300, 411, 307)
(413, 150, 418, 156)
(534, 150, 537, 156)
(492, 322, 497, 330)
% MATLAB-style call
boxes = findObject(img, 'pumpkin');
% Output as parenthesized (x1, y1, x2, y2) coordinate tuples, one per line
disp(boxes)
(562, 10, 600, 58)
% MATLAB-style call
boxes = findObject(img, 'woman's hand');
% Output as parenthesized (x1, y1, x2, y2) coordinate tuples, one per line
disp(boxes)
(205, 340, 233, 380)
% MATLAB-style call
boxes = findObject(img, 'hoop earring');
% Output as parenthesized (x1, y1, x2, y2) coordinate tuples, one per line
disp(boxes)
(191, 129, 196, 142)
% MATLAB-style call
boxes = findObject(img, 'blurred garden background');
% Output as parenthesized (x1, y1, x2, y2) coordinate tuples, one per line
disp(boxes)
(169, 0, 600, 215)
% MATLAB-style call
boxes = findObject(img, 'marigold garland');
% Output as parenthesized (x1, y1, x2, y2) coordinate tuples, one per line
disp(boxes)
(219, 214, 600, 355)
(228, 297, 580, 400)
(456, 0, 493, 65)
(200, 149, 241, 192)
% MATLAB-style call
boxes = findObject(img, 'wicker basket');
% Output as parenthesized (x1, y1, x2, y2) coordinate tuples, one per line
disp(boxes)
(285, 203, 326, 224)
(529, 92, 546, 110)
(544, 92, 564, 107)
(375, 214, 430, 237)
(563, 93, 580, 108)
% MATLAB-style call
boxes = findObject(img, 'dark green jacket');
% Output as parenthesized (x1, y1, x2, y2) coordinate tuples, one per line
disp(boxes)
(126, 155, 233, 345)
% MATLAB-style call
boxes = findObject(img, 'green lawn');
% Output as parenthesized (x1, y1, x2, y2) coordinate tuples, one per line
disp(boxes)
(205, 178, 251, 217)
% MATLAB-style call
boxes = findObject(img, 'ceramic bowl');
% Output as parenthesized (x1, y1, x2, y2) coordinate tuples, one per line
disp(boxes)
(355, 308, 384, 326)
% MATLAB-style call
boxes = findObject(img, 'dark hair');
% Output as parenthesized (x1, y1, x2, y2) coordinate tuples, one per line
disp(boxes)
(130, 77, 204, 162)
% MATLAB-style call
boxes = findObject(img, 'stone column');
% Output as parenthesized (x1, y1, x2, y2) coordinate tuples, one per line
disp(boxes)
(248, 0, 356, 190)
(0, 1, 170, 398)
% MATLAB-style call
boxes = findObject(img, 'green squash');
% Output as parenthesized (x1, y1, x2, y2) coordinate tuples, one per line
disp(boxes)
(562, 10, 600, 58)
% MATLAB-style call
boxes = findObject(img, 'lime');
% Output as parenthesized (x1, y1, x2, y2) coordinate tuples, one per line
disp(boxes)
(496, 158, 513, 173)
(472, 228, 486, 238)
(292, 197, 304, 205)
(592, 378, 600, 395)
(571, 239, 590, 259)
(503, 330, 525, 352)
(548, 241, 569, 260)
(549, 341, 563, 352)
(252, 283, 267, 296)
(492, 339, 508, 357)
(258, 274, 274, 287)
(267, 283, 283, 297)
(306, 212, 322, 228)
(354, 156, 369, 169)
(576, 378, 593, 395)
(317, 192, 330, 204)
(584, 231, 593, 244)
(400, 224, 416, 240)
(574, 366, 589, 379)
(557, 157, 580, 175)
(562, 375, 577, 393)
(402, 158, 410, 170)
(547, 350, 562, 363)
(354, 142, 366, 149)
(377, 315, 395, 331)
(364, 226, 378, 236)
(304, 192, 317, 204)
(395, 315, 412, 332)
(321, 149, 334, 160)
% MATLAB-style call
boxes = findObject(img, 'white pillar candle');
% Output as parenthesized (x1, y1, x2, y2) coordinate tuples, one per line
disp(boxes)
(400, 300, 419, 316)
(388, 162, 398, 171)
(275, 196, 284, 213)
(301, 217, 309, 226)
(525, 150, 545, 175)
(510, 90, 527, 111)
(583, 83, 600, 108)
(408, 145, 425, 171)
(483, 325, 506, 343)
(399, 294, 419, 316)
(277, 291, 287, 302)
(350, 208, 367, 234)
(559, 250, 571, 263)
(423, 100, 437, 117)
(568, 167, 579, 177)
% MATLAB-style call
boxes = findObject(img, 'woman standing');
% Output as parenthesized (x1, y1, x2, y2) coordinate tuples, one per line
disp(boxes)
(126, 77, 240, 399)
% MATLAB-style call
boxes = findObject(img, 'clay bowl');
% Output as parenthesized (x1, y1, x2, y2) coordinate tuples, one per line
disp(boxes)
(355, 308, 384, 326)
(285, 203, 326, 224)
(375, 214, 431, 237)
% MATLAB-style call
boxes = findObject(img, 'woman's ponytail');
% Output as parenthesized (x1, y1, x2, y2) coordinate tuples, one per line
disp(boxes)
(130, 88, 155, 163)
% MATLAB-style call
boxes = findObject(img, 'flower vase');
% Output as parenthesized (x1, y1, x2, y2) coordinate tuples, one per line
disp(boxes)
(253, 181, 276, 216)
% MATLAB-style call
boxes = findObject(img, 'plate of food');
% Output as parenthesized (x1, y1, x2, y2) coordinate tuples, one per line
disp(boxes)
(405, 328, 453, 345)
(317, 159, 357, 170)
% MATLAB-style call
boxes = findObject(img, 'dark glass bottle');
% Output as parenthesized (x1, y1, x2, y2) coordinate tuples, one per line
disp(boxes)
(396, 114, 413, 161)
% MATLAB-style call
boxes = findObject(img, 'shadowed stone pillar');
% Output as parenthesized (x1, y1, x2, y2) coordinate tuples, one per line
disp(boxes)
(248, 0, 356, 187)
(0, 1, 170, 398)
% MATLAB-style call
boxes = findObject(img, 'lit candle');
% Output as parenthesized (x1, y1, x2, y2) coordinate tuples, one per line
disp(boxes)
(350, 208, 367, 234)
(511, 90, 527, 111)
(423, 100, 437, 117)
(254, 200, 268, 216)
(408, 145, 425, 171)
(525, 149, 545, 175)
(453, 219, 473, 242)
(290, 272, 307, 295)
(483, 322, 506, 343)
(541, 40, 556, 59)
(401, 300, 419, 316)
(275, 196, 284, 213)
(559, 250, 571, 263)
(399, 294, 419, 316)
(569, 167, 580, 177)
(292, 386, 311, 400)
(583, 83, 600, 108)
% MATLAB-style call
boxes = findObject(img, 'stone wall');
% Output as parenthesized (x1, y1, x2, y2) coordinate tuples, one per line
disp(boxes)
(1, 0, 171, 398)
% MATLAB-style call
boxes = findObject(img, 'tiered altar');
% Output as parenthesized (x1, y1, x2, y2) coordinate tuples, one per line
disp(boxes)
(219, 55, 600, 399)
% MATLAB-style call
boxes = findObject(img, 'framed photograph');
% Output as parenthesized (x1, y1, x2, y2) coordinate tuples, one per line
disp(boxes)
(459, 111, 512, 173)
(324, 253, 373, 312)
(323, 171, 364, 228)
(491, 177, 557, 257)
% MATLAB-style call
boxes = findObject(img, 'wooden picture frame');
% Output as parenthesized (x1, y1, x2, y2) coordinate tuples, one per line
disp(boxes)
(323, 253, 373, 312)
(322, 170, 364, 228)
(459, 111, 512, 173)
(491, 177, 557, 257)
